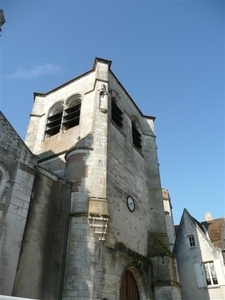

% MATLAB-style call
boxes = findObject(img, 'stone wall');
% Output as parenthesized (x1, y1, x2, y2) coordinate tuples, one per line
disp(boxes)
(13, 168, 68, 300)
(0, 112, 37, 295)
(16, 58, 182, 299)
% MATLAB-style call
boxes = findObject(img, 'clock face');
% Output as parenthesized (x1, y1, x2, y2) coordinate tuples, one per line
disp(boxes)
(127, 196, 135, 212)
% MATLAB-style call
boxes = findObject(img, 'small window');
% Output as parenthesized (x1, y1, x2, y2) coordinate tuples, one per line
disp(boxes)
(45, 106, 63, 138)
(132, 121, 142, 149)
(188, 234, 196, 247)
(111, 97, 123, 128)
(203, 261, 218, 286)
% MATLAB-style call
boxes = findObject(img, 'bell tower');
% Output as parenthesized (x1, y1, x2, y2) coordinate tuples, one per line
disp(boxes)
(25, 57, 181, 299)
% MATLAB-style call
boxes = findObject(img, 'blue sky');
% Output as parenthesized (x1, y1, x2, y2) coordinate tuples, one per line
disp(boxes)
(0, 0, 224, 224)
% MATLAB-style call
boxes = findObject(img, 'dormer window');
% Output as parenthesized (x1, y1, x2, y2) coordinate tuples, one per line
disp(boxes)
(188, 234, 196, 247)
(132, 120, 142, 149)
(45, 105, 63, 138)
(111, 97, 123, 128)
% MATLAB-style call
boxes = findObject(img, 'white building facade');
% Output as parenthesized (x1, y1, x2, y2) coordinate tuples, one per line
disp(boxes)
(174, 209, 225, 300)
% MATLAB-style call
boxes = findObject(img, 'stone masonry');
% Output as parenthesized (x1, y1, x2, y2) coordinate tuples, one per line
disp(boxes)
(0, 58, 182, 299)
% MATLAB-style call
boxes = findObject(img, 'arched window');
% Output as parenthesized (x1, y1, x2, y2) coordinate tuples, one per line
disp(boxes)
(111, 96, 123, 128)
(0, 162, 10, 199)
(120, 269, 140, 300)
(44, 94, 82, 139)
(45, 103, 64, 138)
(63, 94, 81, 130)
(132, 119, 142, 149)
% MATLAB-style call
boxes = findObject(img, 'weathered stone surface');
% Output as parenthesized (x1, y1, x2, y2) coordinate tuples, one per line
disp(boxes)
(0, 58, 181, 299)
(12, 169, 68, 300)
(0, 112, 38, 296)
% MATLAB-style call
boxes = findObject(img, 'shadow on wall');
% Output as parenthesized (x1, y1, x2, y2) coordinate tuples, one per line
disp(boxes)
(12, 165, 68, 300)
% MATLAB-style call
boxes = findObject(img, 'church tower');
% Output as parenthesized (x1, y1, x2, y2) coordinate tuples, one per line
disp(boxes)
(25, 58, 181, 299)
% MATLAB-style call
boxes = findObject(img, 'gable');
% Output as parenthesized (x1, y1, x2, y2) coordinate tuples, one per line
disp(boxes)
(174, 209, 225, 252)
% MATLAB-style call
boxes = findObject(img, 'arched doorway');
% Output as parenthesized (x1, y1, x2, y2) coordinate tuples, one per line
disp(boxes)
(120, 269, 140, 300)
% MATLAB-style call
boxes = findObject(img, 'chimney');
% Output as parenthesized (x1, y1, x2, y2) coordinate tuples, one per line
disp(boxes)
(205, 212, 213, 221)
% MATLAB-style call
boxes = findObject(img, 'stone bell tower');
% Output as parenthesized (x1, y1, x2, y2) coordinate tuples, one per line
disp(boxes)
(25, 57, 181, 299)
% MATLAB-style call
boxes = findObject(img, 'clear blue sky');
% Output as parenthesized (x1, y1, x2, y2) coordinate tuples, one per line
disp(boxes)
(0, 0, 224, 224)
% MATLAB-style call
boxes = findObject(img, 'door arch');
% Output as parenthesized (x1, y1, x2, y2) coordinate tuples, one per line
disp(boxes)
(120, 269, 140, 300)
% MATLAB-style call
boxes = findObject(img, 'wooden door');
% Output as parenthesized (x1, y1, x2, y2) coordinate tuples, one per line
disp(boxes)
(120, 269, 140, 300)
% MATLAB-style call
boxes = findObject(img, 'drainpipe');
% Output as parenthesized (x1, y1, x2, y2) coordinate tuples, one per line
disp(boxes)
(58, 181, 72, 300)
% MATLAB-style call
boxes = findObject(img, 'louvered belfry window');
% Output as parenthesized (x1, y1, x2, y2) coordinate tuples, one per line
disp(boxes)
(111, 97, 123, 128)
(132, 121, 142, 149)
(63, 100, 81, 130)
(45, 95, 82, 139)
(45, 106, 63, 137)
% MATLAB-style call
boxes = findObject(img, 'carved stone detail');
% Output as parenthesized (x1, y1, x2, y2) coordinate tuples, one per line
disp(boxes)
(88, 215, 109, 241)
